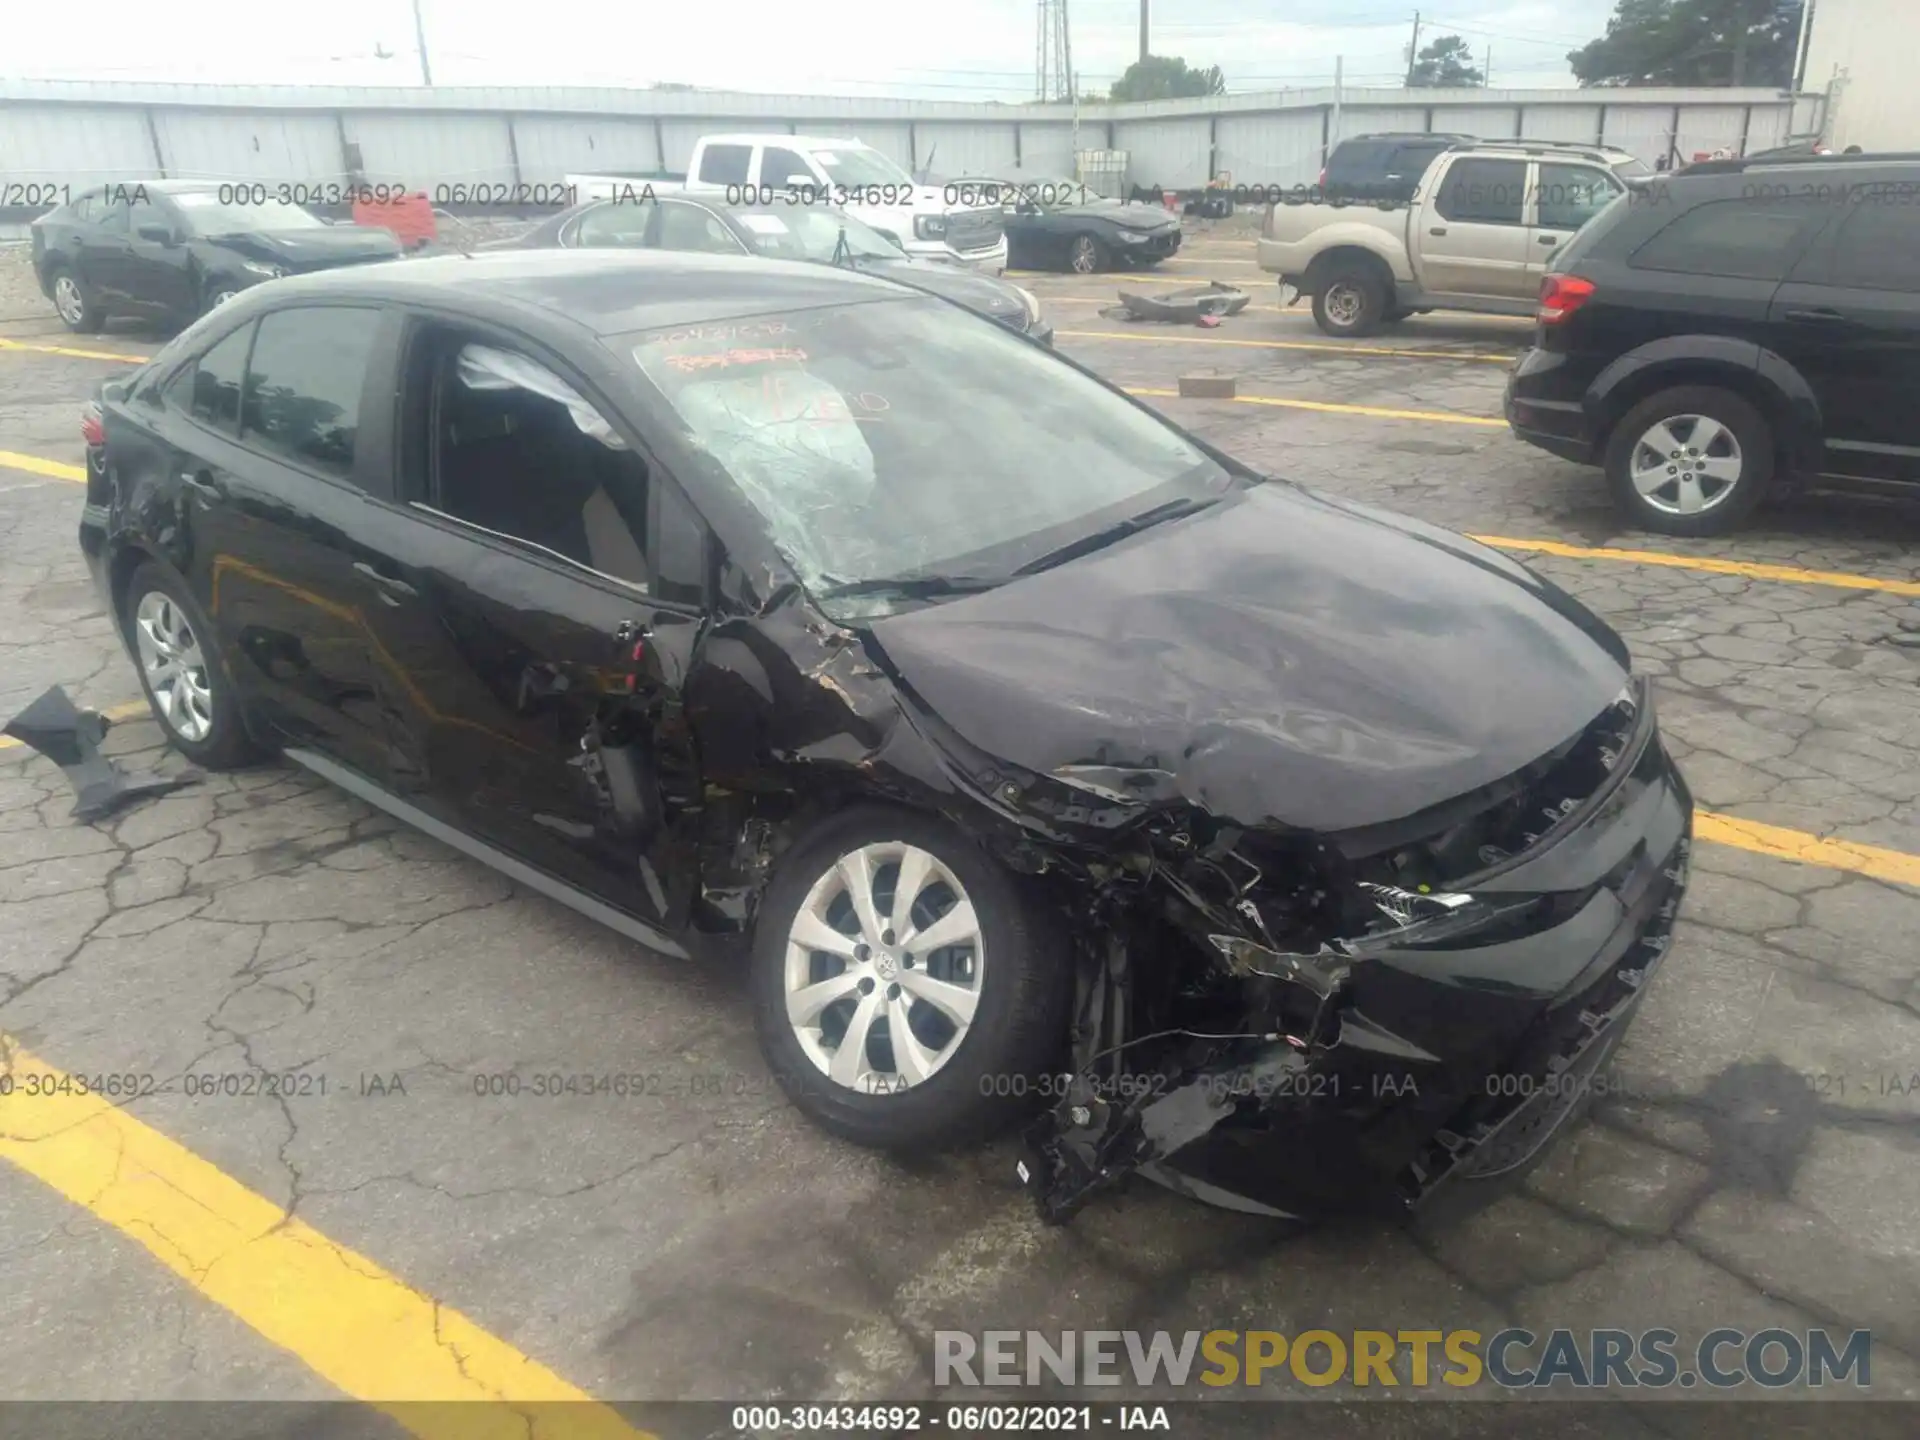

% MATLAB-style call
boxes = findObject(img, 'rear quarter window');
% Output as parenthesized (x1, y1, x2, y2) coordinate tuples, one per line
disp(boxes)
(1629, 196, 1833, 281)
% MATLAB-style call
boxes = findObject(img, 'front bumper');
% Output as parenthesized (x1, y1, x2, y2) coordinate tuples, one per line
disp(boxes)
(1117, 228, 1182, 260)
(905, 234, 1008, 275)
(1025, 685, 1694, 1223)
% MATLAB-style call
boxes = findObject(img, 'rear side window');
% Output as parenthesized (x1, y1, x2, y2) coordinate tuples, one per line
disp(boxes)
(240, 307, 382, 479)
(695, 144, 753, 186)
(167, 324, 252, 433)
(573, 200, 655, 247)
(1630, 197, 1831, 281)
(1434, 158, 1527, 224)
(1813, 198, 1920, 293)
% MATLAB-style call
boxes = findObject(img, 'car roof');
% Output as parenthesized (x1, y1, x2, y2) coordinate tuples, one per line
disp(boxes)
(239, 247, 910, 336)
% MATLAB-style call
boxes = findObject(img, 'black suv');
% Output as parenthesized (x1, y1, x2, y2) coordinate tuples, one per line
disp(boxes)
(1506, 154, 1920, 536)
(1320, 132, 1477, 203)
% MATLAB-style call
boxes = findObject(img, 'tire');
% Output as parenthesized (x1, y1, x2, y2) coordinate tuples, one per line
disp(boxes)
(1602, 385, 1774, 537)
(47, 266, 105, 333)
(1311, 266, 1389, 337)
(749, 805, 1070, 1152)
(123, 560, 262, 769)
(1068, 233, 1108, 274)
(201, 283, 243, 316)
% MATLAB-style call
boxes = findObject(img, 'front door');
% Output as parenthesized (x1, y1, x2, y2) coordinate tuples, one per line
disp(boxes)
(353, 317, 710, 932)
(123, 193, 198, 318)
(1526, 162, 1624, 288)
(1422, 156, 1533, 299)
(1768, 194, 1920, 486)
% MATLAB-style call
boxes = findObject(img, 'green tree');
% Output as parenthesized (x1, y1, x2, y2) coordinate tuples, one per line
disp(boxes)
(1109, 55, 1227, 102)
(1569, 0, 1804, 87)
(1410, 35, 1485, 87)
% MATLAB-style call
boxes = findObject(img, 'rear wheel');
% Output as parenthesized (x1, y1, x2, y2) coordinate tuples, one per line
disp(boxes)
(124, 561, 261, 769)
(49, 267, 105, 333)
(1311, 267, 1389, 337)
(749, 806, 1069, 1151)
(1603, 386, 1774, 537)
(1068, 234, 1108, 274)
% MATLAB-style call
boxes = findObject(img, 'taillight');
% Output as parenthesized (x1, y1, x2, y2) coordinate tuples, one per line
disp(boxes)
(1538, 274, 1596, 325)
(80, 402, 105, 448)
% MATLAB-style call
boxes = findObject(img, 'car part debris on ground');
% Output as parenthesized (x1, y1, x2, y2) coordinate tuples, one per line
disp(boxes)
(1102, 282, 1251, 326)
(2, 685, 201, 822)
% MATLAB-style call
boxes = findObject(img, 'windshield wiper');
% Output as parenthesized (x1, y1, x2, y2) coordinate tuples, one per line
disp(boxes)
(1011, 495, 1218, 578)
(815, 572, 1004, 601)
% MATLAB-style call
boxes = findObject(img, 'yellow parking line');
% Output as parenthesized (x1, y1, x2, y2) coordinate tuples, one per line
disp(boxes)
(1471, 534, 1920, 599)
(0, 1039, 653, 1440)
(1697, 813, 1920, 889)
(1061, 327, 1513, 363)
(0, 449, 86, 482)
(1125, 385, 1507, 427)
(0, 336, 147, 363)
(0, 700, 150, 752)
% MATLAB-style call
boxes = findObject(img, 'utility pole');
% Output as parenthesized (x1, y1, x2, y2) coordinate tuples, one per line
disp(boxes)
(1405, 10, 1422, 87)
(1139, 0, 1149, 65)
(1484, 45, 1491, 87)
(410, 0, 433, 85)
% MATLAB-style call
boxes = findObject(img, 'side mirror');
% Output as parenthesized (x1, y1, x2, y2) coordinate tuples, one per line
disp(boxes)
(136, 223, 176, 245)
(783, 175, 814, 189)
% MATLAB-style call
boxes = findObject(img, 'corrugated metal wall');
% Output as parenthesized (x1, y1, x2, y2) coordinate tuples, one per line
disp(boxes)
(0, 81, 1824, 207)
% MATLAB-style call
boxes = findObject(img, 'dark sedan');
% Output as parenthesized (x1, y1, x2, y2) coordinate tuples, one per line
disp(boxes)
(31, 181, 402, 333)
(79, 250, 1691, 1224)
(949, 176, 1183, 273)
(494, 194, 1052, 344)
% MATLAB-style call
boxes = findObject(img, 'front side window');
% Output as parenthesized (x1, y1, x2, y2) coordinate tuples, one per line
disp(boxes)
(625, 297, 1238, 617)
(240, 307, 382, 478)
(1818, 197, 1920, 293)
(1434, 158, 1527, 225)
(1537, 164, 1622, 231)
(732, 208, 902, 262)
(760, 147, 817, 187)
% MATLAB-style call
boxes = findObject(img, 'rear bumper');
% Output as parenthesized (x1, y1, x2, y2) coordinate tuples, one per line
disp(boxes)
(1505, 346, 1600, 464)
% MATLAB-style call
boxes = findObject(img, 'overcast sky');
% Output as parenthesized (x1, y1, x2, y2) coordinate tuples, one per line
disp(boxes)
(9, 0, 1620, 96)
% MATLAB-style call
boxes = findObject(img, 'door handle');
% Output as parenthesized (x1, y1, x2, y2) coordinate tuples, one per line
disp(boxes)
(1538, 233, 1562, 245)
(1429, 226, 1448, 236)
(1784, 307, 1848, 325)
(353, 561, 417, 601)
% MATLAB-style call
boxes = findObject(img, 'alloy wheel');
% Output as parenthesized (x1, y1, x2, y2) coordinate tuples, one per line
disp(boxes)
(133, 590, 216, 744)
(208, 289, 239, 308)
(1323, 281, 1365, 328)
(1070, 238, 1098, 273)
(783, 841, 984, 1094)
(1629, 414, 1743, 517)
(53, 275, 85, 325)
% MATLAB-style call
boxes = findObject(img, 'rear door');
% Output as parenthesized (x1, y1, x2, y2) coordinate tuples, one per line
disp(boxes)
(346, 313, 711, 933)
(1527, 161, 1625, 286)
(1769, 190, 1920, 486)
(1420, 156, 1533, 298)
(154, 303, 398, 778)
(82, 194, 137, 304)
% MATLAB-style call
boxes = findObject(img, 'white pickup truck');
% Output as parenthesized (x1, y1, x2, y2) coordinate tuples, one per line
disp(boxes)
(1256, 142, 1648, 336)
(568, 133, 1008, 273)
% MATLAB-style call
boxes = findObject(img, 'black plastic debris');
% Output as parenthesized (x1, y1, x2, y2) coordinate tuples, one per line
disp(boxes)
(2, 686, 201, 823)
(1102, 281, 1251, 327)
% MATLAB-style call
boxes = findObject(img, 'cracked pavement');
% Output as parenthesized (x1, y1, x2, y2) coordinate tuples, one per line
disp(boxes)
(2, 237, 1919, 1429)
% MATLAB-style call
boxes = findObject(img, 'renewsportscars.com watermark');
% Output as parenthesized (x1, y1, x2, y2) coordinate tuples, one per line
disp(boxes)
(935, 1328, 1874, 1391)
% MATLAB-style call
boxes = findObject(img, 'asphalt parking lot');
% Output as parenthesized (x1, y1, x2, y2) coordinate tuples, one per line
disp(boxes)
(3, 225, 1920, 1435)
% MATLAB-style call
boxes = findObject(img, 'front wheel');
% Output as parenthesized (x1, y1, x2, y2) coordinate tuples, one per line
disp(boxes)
(1602, 386, 1774, 537)
(202, 284, 243, 315)
(1311, 268, 1389, 337)
(749, 806, 1070, 1151)
(1068, 234, 1108, 274)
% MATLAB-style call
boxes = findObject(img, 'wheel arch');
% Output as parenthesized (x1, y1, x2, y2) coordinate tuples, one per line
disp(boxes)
(1303, 244, 1397, 298)
(1587, 339, 1820, 483)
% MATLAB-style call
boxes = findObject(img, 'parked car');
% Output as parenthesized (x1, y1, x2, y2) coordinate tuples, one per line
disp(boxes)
(30, 181, 402, 333)
(1318, 131, 1478, 204)
(492, 194, 1051, 344)
(567, 132, 1008, 272)
(950, 176, 1183, 273)
(1506, 153, 1920, 536)
(1259, 142, 1652, 336)
(80, 249, 1691, 1223)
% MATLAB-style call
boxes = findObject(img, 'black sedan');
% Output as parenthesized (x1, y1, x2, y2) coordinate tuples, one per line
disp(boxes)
(950, 176, 1183, 273)
(30, 181, 402, 333)
(494, 194, 1052, 344)
(79, 250, 1691, 1224)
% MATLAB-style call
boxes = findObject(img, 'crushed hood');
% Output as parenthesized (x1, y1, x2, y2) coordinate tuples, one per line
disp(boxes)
(865, 483, 1632, 834)
(206, 226, 403, 267)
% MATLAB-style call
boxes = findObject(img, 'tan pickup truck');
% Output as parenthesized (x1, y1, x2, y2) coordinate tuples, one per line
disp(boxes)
(1257, 141, 1649, 336)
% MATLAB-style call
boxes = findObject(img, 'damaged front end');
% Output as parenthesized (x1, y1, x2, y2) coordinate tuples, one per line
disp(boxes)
(1020, 678, 1693, 1224)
